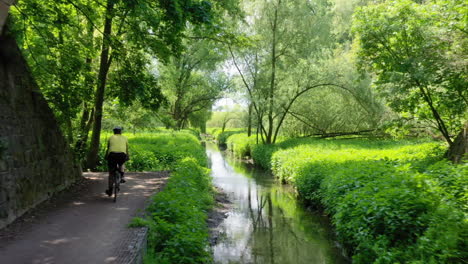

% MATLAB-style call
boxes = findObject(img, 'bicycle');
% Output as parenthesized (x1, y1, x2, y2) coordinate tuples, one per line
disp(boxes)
(111, 164, 123, 203)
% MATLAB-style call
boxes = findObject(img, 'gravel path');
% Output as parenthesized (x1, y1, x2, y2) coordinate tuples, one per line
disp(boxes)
(0, 172, 168, 264)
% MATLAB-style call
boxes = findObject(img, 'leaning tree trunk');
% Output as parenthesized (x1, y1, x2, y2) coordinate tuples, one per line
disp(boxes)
(247, 103, 252, 137)
(265, 0, 279, 145)
(86, 0, 114, 170)
(75, 105, 94, 159)
(445, 122, 468, 164)
(74, 19, 96, 158)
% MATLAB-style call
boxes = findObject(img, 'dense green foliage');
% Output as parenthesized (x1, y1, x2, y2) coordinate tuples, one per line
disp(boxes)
(6, 0, 467, 261)
(223, 133, 467, 263)
(10, 0, 465, 160)
(132, 158, 214, 264)
(8, 0, 241, 169)
(353, 0, 467, 146)
(206, 105, 246, 130)
(208, 128, 245, 145)
(97, 131, 206, 171)
(226, 133, 256, 158)
(157, 39, 232, 130)
(226, 0, 389, 144)
(122, 131, 214, 263)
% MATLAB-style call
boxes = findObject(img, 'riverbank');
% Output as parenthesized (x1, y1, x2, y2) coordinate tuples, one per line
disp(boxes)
(222, 132, 467, 263)
(208, 187, 231, 246)
(207, 141, 348, 263)
(101, 131, 217, 263)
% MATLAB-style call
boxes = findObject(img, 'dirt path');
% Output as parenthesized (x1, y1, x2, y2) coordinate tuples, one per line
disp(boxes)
(0, 172, 168, 264)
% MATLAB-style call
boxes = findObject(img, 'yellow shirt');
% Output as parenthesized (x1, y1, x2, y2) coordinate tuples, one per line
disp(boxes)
(107, 135, 128, 154)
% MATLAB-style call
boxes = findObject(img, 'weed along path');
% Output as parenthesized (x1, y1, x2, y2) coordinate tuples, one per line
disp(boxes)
(207, 142, 349, 264)
(0, 172, 168, 264)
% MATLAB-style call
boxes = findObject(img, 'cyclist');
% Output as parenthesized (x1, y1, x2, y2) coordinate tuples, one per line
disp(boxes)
(105, 126, 129, 196)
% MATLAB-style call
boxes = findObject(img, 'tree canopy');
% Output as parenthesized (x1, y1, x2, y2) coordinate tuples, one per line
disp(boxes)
(353, 0, 467, 146)
(6, 0, 467, 162)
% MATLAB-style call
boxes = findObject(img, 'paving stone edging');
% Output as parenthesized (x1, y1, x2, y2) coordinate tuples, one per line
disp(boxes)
(115, 171, 169, 264)
(114, 226, 148, 264)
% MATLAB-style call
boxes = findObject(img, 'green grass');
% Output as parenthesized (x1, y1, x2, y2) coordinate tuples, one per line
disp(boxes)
(223, 133, 467, 263)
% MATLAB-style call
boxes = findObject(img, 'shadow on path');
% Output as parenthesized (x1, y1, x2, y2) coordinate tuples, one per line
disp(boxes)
(0, 172, 168, 264)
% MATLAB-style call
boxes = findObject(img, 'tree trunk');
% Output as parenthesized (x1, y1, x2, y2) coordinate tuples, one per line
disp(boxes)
(266, 0, 280, 144)
(415, 81, 453, 146)
(75, 105, 94, 159)
(86, 0, 114, 170)
(75, 18, 95, 152)
(221, 120, 227, 133)
(445, 122, 468, 163)
(201, 122, 206, 134)
(65, 117, 74, 144)
(247, 103, 252, 137)
(256, 121, 259, 144)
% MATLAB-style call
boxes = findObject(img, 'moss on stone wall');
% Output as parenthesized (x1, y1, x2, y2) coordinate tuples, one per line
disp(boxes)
(0, 33, 82, 229)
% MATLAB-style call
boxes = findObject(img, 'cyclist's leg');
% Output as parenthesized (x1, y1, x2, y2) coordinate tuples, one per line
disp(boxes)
(120, 163, 125, 177)
(107, 154, 117, 194)
(116, 153, 127, 183)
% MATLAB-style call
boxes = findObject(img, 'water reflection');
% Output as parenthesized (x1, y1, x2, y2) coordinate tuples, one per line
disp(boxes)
(207, 143, 347, 264)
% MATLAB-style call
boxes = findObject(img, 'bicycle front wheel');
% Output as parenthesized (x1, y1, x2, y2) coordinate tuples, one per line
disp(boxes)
(113, 171, 121, 203)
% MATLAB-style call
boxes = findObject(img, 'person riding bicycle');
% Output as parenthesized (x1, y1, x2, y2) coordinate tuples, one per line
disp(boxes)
(105, 126, 129, 196)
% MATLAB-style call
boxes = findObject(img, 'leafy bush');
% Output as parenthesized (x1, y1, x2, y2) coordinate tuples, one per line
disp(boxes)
(250, 143, 276, 169)
(125, 147, 160, 171)
(132, 158, 214, 264)
(226, 133, 256, 158)
(183, 128, 202, 140)
(325, 163, 467, 263)
(423, 161, 468, 211)
(206, 127, 220, 136)
(213, 129, 244, 145)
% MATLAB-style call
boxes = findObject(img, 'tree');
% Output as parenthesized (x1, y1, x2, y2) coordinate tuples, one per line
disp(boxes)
(103, 100, 162, 134)
(230, 0, 381, 143)
(158, 38, 231, 130)
(282, 46, 387, 138)
(9, 0, 99, 143)
(353, 0, 467, 161)
(85, 0, 232, 169)
(206, 104, 245, 131)
(9, 0, 240, 169)
(188, 108, 212, 133)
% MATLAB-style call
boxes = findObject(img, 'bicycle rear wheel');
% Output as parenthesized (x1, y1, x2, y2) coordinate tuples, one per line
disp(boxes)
(113, 170, 121, 203)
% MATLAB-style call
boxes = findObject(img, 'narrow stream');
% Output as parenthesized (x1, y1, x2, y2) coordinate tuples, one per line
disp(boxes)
(207, 142, 348, 264)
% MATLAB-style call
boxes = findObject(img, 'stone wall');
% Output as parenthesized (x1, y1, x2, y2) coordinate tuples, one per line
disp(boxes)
(0, 31, 82, 229)
(0, 1, 16, 36)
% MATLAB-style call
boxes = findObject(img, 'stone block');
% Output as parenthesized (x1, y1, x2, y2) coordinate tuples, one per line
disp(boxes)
(0, 159, 7, 171)
(0, 203, 8, 219)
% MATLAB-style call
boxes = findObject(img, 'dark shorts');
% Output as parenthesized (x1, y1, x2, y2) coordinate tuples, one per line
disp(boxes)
(107, 152, 127, 171)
